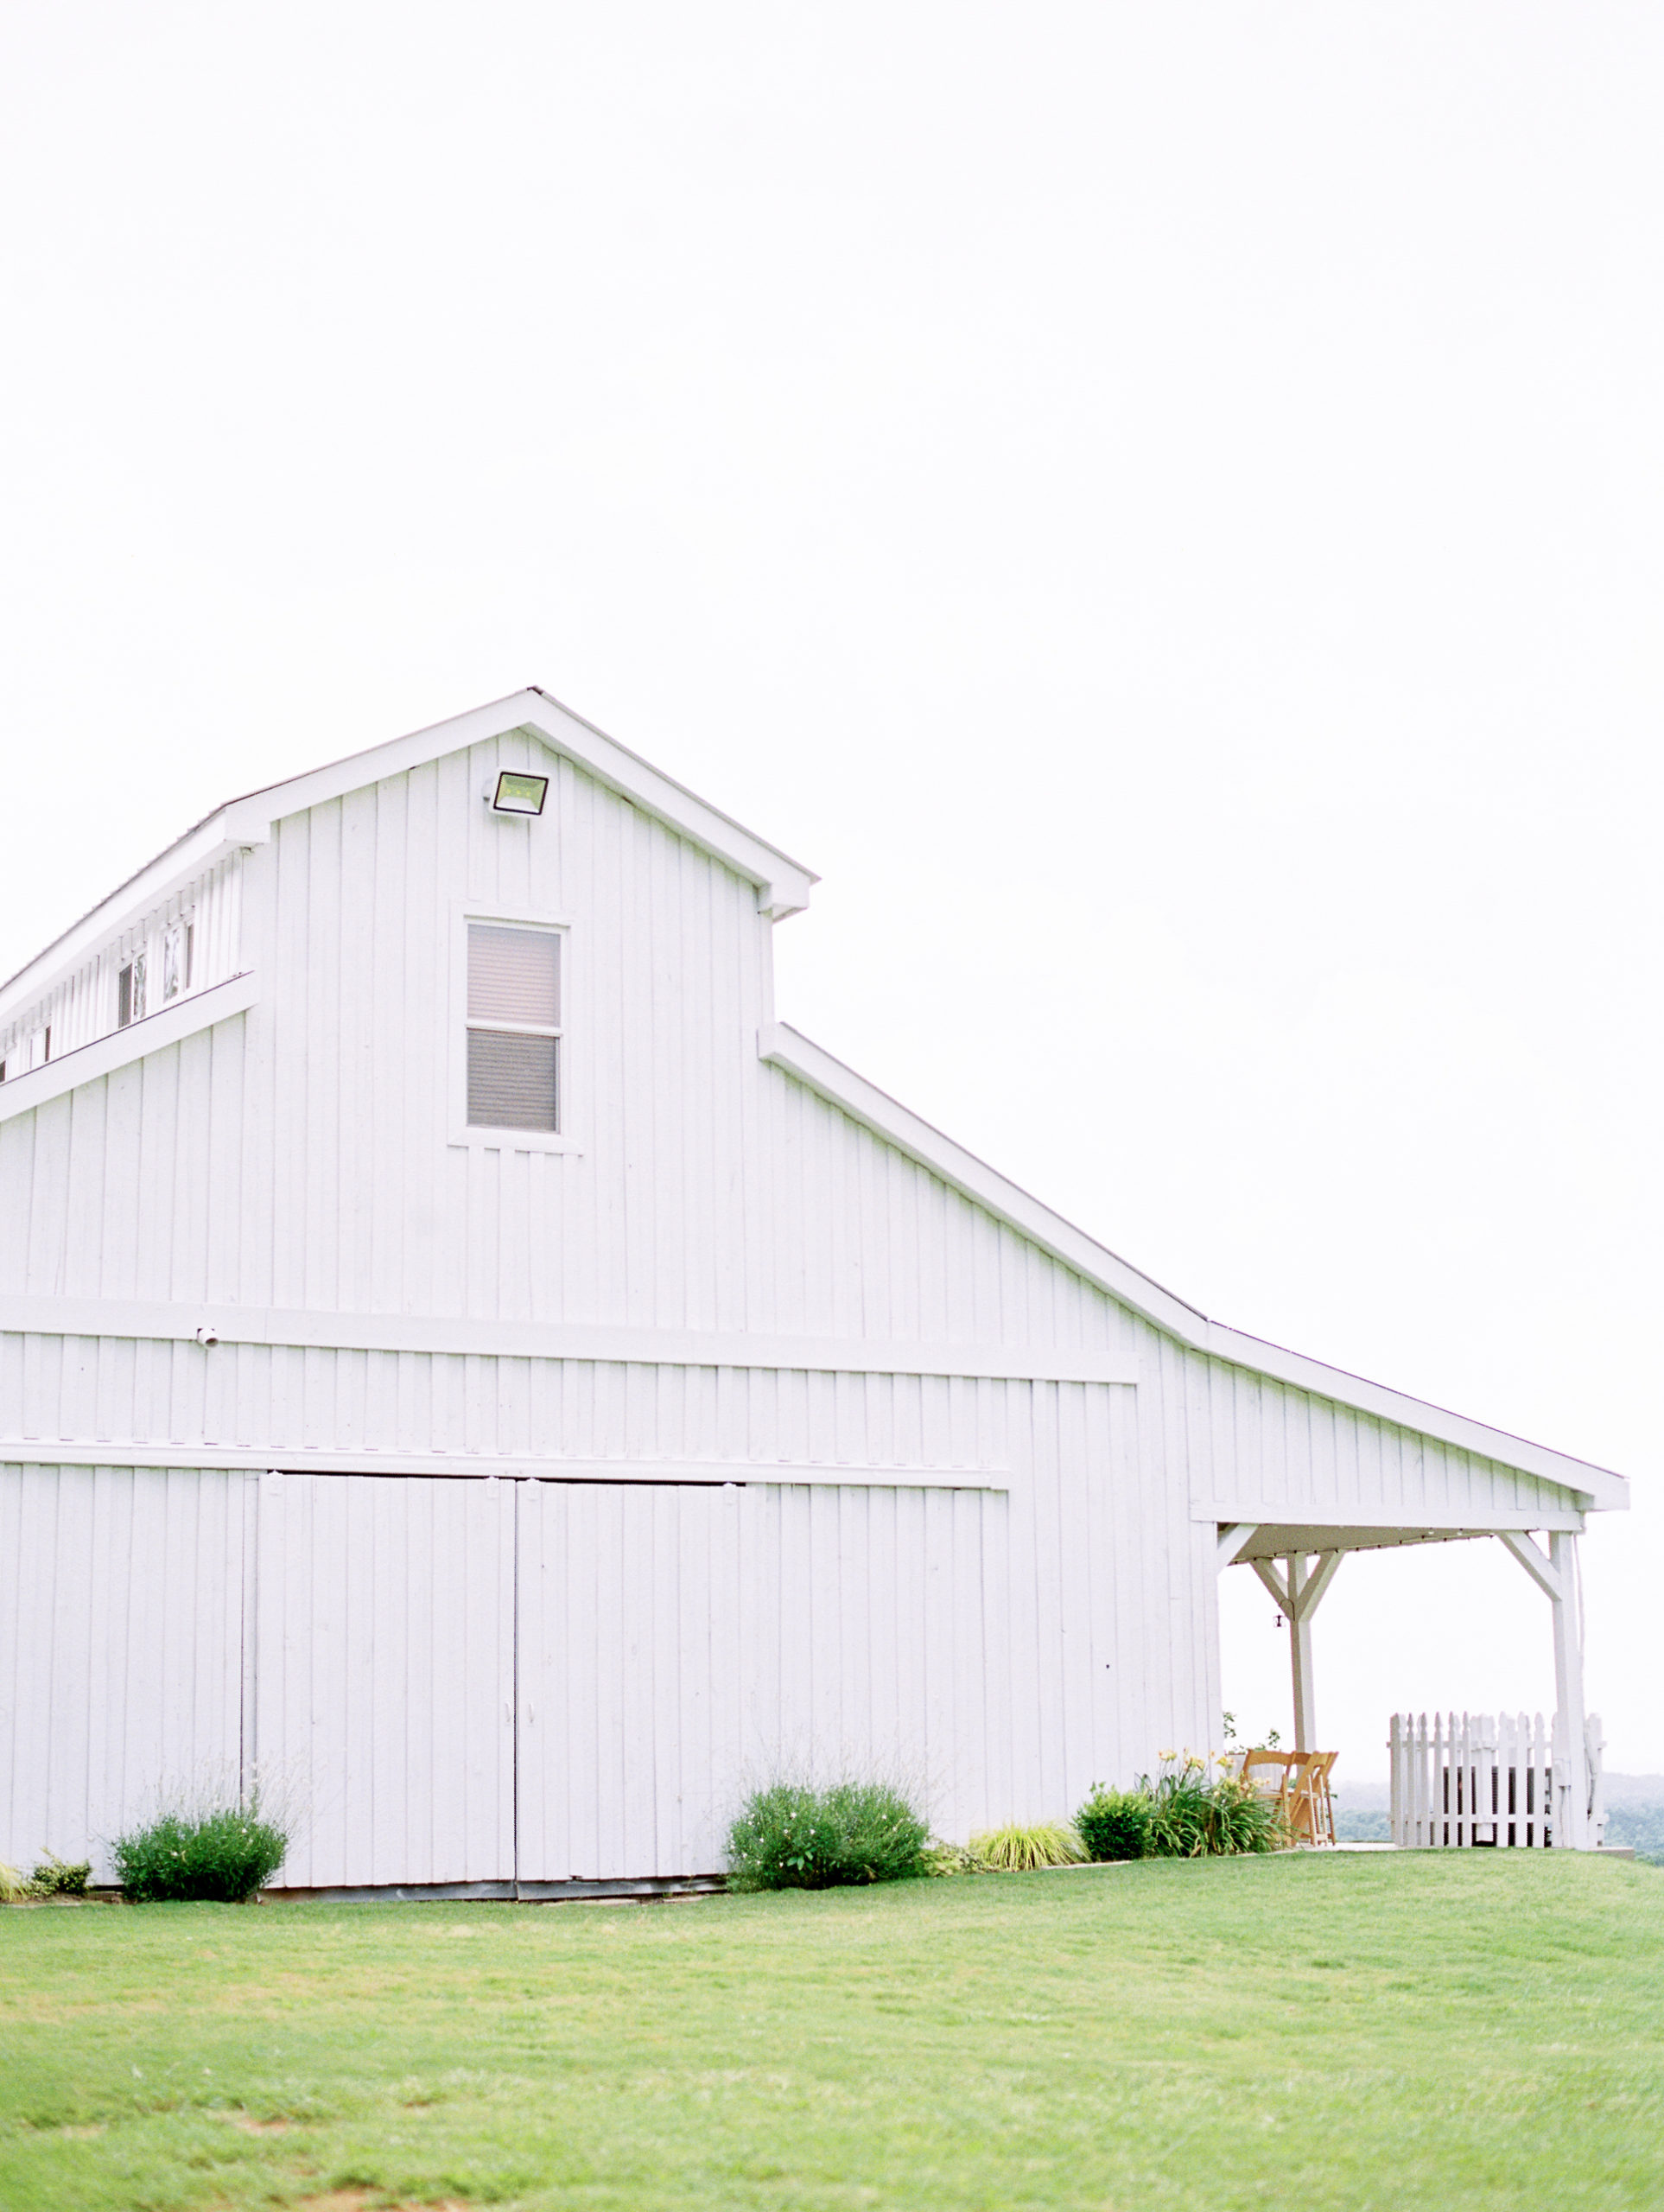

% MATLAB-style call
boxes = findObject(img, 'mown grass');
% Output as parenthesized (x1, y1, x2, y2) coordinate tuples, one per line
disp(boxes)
(3, 1853, 1662, 2210)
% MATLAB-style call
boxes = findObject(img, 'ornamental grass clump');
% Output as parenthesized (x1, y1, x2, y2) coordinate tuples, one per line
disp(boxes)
(113, 1804, 289, 1904)
(968, 1821, 1084, 1872)
(726, 1780, 930, 1891)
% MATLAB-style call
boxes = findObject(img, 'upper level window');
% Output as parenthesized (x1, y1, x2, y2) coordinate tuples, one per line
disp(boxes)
(466, 923, 561, 1132)
(3, 1027, 50, 1078)
(162, 921, 193, 1002)
(118, 953, 146, 1028)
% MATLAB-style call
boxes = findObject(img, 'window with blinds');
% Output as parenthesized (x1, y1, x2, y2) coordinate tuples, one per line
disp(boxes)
(466, 923, 562, 1131)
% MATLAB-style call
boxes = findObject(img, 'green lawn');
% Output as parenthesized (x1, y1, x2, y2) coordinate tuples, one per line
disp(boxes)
(3, 1854, 1663, 2211)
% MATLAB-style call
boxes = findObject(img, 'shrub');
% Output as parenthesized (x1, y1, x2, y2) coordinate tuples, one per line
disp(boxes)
(969, 1822, 1083, 1872)
(921, 1838, 984, 1878)
(726, 1780, 930, 1891)
(29, 1853, 92, 1897)
(113, 1806, 288, 1903)
(1076, 1783, 1152, 1862)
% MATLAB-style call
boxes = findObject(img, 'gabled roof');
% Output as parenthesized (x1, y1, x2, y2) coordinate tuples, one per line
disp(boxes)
(0, 689, 818, 1027)
(760, 1023, 1631, 1514)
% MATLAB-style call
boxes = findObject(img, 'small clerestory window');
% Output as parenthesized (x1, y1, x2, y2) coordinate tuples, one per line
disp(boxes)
(466, 923, 561, 1132)
(162, 920, 194, 1002)
(118, 953, 146, 1029)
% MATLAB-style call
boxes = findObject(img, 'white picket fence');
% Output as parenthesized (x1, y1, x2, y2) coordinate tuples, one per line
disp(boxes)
(1388, 1711, 1606, 1849)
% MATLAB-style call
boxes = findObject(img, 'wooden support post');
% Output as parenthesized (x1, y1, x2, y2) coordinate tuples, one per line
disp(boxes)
(1496, 1529, 1591, 1849)
(1250, 1551, 1344, 1753)
(1549, 1531, 1589, 1851)
(1288, 1554, 1315, 1752)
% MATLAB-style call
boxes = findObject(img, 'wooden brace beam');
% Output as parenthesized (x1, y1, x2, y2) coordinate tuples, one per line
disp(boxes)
(1498, 1529, 1563, 1602)
(1251, 1558, 1291, 1613)
(1250, 1551, 1344, 1621)
(1216, 1522, 1260, 1573)
(1299, 1549, 1345, 1621)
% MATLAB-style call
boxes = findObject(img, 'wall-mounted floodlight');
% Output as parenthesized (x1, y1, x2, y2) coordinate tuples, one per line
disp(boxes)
(490, 770, 549, 817)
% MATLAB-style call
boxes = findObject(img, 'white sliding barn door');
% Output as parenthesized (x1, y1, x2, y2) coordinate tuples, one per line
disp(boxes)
(253, 1472, 516, 1889)
(515, 1478, 1009, 1883)
(0, 1465, 249, 1885)
(3, 1467, 1009, 1892)
(514, 1480, 746, 1882)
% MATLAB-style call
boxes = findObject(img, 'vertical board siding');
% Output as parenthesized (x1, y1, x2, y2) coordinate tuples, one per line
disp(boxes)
(0, 735, 1153, 1367)
(1174, 1341, 1565, 1526)
(2, 1437, 1181, 1885)
(516, 1478, 1014, 1878)
(253, 1472, 516, 1889)
(253, 1460, 1118, 1885)
(0, 1465, 247, 1882)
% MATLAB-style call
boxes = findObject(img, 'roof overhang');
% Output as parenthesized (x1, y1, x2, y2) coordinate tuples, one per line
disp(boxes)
(1212, 1512, 1585, 1567)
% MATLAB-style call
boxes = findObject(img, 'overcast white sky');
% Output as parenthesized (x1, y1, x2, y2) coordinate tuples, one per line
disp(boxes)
(3, 4, 1660, 1782)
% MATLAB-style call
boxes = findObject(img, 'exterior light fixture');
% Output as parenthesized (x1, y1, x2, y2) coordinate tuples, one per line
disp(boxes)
(489, 770, 549, 817)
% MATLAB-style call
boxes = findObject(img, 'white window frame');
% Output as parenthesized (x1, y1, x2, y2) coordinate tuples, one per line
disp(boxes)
(117, 946, 148, 1029)
(448, 902, 579, 1154)
(161, 917, 192, 1004)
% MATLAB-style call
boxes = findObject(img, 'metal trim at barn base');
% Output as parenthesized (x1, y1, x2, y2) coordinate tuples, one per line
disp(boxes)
(264, 1873, 727, 1905)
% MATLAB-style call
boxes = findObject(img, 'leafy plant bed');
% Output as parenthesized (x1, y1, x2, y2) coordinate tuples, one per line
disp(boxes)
(1075, 1756, 1287, 1860)
(1, 1854, 97, 1904)
(2, 1855, 1660, 2210)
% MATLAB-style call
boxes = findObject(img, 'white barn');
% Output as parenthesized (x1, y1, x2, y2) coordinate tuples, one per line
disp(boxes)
(0, 690, 1628, 1892)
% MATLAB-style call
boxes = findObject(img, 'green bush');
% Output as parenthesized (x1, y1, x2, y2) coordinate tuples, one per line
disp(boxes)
(921, 1838, 983, 1878)
(29, 1853, 92, 1897)
(969, 1821, 1083, 1871)
(726, 1780, 930, 1891)
(1076, 1783, 1153, 1862)
(113, 1806, 289, 1903)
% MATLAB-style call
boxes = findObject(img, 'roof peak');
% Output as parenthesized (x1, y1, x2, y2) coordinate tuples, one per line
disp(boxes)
(0, 688, 817, 1022)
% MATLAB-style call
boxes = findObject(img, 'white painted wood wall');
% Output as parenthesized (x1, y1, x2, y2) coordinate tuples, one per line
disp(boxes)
(0, 721, 1607, 1888)
(3, 1464, 1013, 1885)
